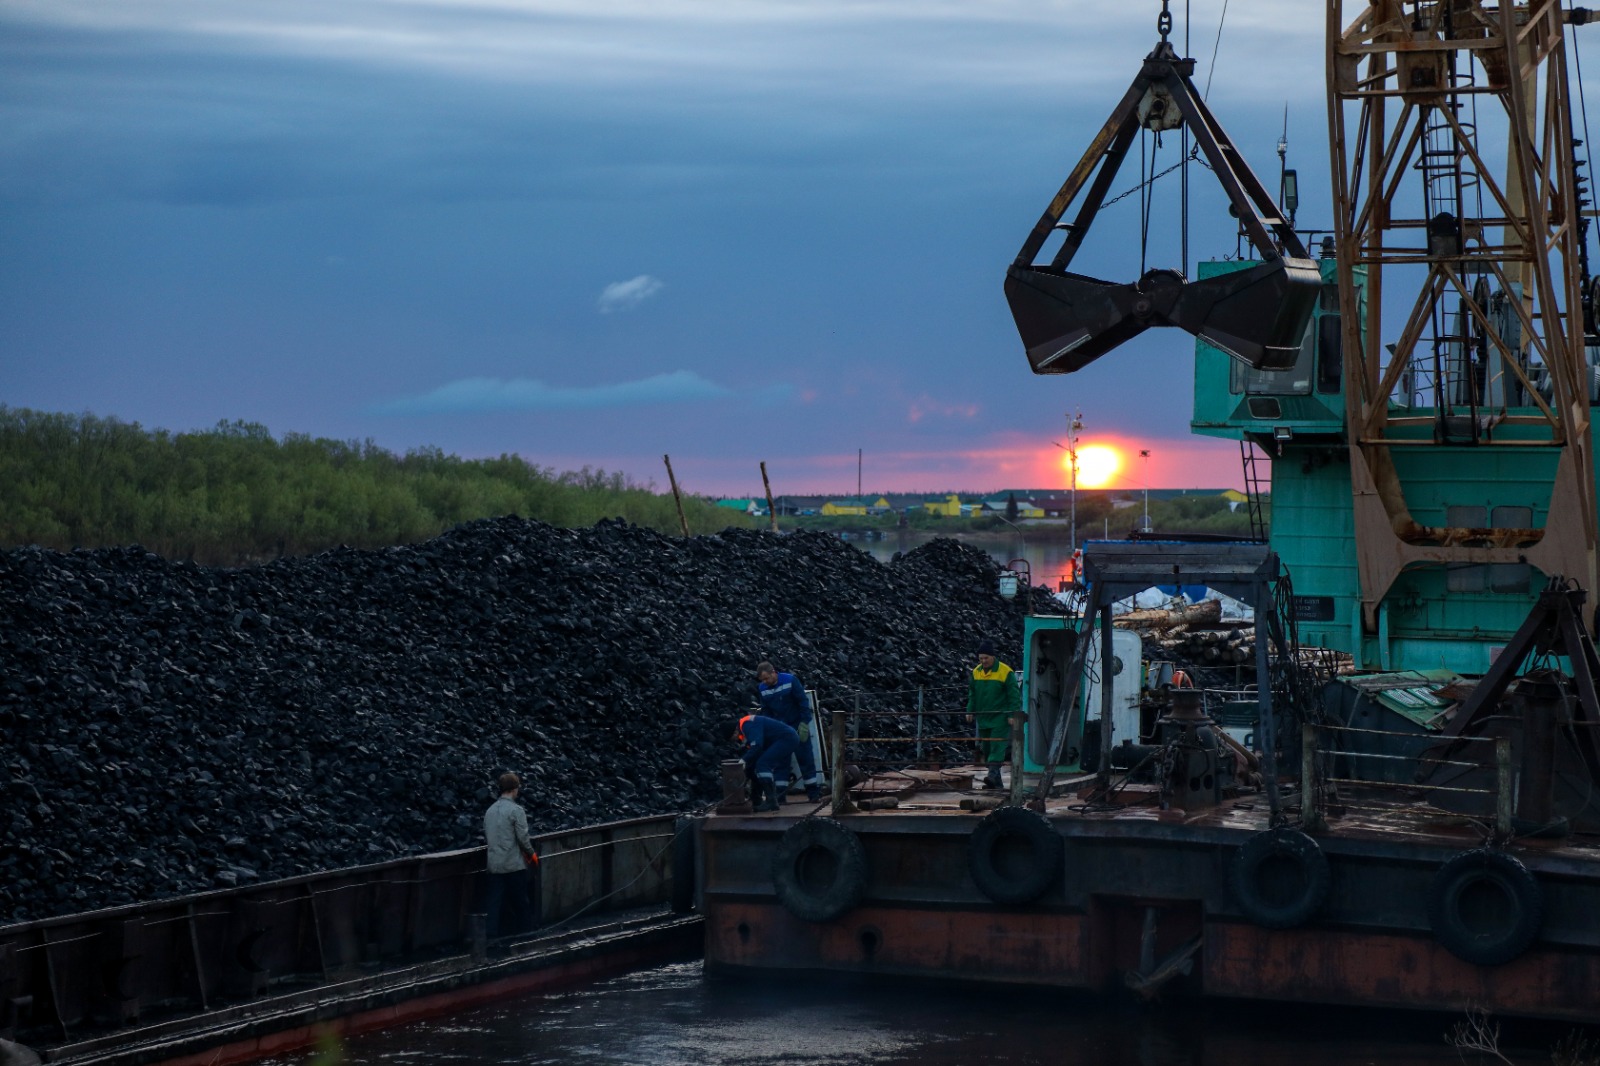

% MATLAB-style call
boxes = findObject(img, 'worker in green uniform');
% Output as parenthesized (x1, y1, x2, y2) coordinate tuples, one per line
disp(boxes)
(968, 640, 1021, 789)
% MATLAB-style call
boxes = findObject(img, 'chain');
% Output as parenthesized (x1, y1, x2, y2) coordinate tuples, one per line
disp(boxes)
(1104, 146, 1210, 208)
(1158, 0, 1173, 41)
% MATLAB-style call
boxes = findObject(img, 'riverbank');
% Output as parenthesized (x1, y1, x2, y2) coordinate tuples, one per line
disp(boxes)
(782, 494, 1258, 542)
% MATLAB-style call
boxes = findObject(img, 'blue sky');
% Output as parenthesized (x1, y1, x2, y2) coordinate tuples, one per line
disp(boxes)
(1, 1, 1336, 495)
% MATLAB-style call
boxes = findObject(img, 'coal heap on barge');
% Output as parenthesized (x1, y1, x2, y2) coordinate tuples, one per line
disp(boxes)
(0, 519, 1051, 924)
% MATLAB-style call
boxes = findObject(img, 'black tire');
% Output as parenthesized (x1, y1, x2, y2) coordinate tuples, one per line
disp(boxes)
(968, 806, 1064, 905)
(1428, 849, 1542, 967)
(771, 818, 867, 923)
(670, 816, 698, 914)
(1231, 827, 1330, 929)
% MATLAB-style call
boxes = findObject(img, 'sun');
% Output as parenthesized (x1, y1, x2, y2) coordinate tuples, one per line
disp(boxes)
(1069, 444, 1122, 489)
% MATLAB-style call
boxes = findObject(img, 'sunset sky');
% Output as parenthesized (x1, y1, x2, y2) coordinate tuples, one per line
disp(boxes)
(2, 2, 1347, 496)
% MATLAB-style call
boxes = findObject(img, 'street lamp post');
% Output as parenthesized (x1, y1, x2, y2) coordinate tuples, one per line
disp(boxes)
(994, 514, 1027, 558)
(1139, 449, 1152, 533)
(1053, 411, 1083, 556)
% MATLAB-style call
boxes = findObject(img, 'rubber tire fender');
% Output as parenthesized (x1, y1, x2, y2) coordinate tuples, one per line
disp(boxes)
(968, 806, 1064, 905)
(771, 818, 868, 923)
(1428, 849, 1542, 967)
(1230, 827, 1330, 929)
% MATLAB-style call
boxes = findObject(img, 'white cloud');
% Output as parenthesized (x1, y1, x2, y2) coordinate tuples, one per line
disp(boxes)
(597, 274, 663, 314)
(369, 369, 744, 414)
(0, 1, 1327, 103)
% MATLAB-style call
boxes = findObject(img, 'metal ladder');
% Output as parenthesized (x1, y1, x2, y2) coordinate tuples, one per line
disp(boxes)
(1239, 440, 1269, 544)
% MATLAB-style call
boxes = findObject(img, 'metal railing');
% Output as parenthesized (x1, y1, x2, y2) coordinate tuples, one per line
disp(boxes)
(820, 692, 1028, 812)
(0, 813, 687, 1046)
(1299, 723, 1511, 840)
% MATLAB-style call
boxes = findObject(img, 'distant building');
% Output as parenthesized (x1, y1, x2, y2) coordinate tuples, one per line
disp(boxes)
(821, 497, 888, 516)
(981, 496, 1044, 519)
(922, 494, 962, 517)
(774, 495, 828, 516)
(715, 498, 761, 516)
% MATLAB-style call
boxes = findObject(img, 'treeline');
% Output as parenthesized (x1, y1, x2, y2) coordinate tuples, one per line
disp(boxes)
(0, 408, 743, 564)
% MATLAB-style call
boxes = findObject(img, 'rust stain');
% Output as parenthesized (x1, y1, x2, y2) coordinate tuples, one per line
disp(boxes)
(1204, 922, 1599, 1022)
(708, 901, 1094, 986)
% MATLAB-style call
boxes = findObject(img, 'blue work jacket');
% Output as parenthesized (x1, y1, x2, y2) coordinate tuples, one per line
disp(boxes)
(757, 671, 811, 728)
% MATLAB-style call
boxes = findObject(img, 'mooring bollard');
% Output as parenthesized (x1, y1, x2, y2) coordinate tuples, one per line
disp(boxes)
(717, 759, 753, 815)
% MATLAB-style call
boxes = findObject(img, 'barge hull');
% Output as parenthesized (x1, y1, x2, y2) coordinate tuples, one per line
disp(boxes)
(700, 806, 1600, 1023)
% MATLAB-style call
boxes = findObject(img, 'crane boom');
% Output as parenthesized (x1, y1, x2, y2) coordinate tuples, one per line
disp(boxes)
(1326, 0, 1598, 629)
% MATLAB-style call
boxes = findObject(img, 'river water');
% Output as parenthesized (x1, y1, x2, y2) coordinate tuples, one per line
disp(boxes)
(260, 961, 1573, 1065)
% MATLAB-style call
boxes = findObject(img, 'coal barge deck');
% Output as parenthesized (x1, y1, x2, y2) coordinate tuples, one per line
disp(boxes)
(699, 541, 1600, 1025)
(699, 781, 1600, 1024)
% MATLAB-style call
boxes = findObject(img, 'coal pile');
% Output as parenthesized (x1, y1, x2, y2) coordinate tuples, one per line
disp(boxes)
(0, 520, 1052, 923)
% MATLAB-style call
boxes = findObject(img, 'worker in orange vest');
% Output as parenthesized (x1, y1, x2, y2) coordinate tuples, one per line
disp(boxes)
(721, 714, 802, 812)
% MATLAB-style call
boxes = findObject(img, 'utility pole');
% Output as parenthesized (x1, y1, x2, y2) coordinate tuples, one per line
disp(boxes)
(1139, 448, 1152, 533)
(1053, 411, 1084, 562)
(759, 461, 779, 533)
(662, 454, 690, 538)
(1066, 412, 1082, 555)
(857, 448, 862, 497)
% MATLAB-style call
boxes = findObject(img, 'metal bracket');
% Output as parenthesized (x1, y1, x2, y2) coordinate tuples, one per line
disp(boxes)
(1005, 40, 1319, 374)
(1420, 582, 1600, 782)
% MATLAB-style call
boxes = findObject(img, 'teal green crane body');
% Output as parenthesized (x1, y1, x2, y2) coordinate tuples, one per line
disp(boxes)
(1190, 258, 1584, 673)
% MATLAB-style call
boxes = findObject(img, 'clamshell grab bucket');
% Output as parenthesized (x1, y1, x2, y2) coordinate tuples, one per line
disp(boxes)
(1005, 41, 1319, 374)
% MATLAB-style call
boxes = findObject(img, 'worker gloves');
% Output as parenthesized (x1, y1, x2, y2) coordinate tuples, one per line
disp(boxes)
(796, 722, 810, 743)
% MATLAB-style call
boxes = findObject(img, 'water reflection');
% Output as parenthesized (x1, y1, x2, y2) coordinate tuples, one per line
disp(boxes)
(260, 961, 1557, 1066)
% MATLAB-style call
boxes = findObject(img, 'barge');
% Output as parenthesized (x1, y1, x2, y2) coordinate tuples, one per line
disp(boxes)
(701, 786, 1600, 1023)
(706, 0, 1600, 1027)
(697, 541, 1600, 1024)
(0, 815, 700, 1064)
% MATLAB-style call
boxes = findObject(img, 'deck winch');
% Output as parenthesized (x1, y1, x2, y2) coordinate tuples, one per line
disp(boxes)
(1003, 32, 1318, 373)
(1108, 687, 1234, 809)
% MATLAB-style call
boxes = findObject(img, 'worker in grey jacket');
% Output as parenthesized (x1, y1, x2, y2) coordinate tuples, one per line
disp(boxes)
(484, 772, 536, 940)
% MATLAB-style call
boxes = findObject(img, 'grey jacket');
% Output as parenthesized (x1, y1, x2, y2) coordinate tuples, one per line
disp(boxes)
(484, 796, 533, 873)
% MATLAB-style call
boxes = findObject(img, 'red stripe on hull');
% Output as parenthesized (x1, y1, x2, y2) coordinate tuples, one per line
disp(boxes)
(706, 900, 1599, 1022)
(148, 936, 697, 1066)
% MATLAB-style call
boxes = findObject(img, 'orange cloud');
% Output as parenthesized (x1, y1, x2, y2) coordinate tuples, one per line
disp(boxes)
(536, 434, 1246, 496)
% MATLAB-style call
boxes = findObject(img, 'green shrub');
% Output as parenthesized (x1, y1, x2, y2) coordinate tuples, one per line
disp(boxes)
(0, 407, 743, 564)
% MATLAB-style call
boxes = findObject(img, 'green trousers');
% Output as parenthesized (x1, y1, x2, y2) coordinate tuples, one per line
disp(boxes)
(977, 714, 1010, 764)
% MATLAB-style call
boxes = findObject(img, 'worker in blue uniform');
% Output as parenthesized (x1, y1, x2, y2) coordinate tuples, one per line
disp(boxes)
(721, 713, 801, 812)
(755, 661, 822, 801)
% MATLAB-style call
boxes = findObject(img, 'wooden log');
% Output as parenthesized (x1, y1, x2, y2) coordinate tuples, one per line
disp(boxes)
(1115, 598, 1220, 630)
